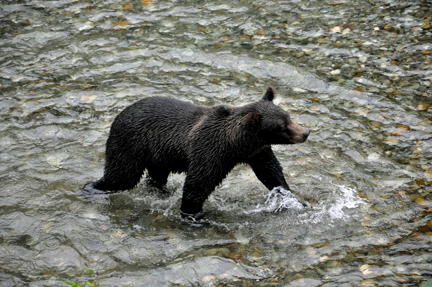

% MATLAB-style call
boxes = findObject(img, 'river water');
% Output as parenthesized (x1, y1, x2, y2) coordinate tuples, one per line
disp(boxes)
(1, 0, 432, 286)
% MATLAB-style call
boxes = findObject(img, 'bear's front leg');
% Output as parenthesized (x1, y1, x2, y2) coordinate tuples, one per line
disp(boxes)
(248, 146, 290, 190)
(180, 163, 232, 220)
(180, 179, 214, 221)
(248, 146, 309, 208)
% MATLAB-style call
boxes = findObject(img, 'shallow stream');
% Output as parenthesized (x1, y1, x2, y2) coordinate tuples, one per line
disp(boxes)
(1, 0, 432, 286)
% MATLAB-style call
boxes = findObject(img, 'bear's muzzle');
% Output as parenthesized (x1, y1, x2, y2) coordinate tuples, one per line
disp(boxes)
(289, 122, 310, 144)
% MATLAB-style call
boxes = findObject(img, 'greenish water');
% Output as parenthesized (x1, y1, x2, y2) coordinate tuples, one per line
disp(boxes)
(0, 0, 431, 286)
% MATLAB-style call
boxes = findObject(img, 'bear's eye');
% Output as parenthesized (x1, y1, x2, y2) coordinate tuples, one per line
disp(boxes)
(278, 120, 288, 132)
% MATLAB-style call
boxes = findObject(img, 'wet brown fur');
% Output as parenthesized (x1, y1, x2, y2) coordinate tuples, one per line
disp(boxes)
(89, 87, 310, 217)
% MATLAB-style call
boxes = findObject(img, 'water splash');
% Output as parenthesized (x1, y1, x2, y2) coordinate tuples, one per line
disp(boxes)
(248, 185, 366, 225)
(245, 187, 305, 214)
(264, 187, 305, 212)
(300, 185, 367, 224)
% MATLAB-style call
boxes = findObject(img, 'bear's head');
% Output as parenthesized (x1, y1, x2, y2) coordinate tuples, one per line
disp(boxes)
(246, 87, 310, 145)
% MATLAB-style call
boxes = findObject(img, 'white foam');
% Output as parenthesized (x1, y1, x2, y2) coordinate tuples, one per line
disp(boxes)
(299, 185, 366, 224)
(245, 187, 304, 214)
(247, 185, 366, 225)
(265, 187, 305, 212)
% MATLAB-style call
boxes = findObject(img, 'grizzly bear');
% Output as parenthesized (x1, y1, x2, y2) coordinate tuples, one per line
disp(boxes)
(86, 87, 310, 220)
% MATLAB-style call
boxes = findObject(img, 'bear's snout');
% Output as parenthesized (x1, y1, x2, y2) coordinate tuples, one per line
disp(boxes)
(301, 129, 310, 142)
(289, 122, 310, 144)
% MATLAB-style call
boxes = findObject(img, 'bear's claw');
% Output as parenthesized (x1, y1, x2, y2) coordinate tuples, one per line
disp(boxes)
(180, 210, 204, 222)
(81, 182, 116, 197)
(299, 200, 311, 208)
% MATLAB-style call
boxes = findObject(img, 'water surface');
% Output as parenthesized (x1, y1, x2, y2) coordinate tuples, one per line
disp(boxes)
(1, 0, 431, 286)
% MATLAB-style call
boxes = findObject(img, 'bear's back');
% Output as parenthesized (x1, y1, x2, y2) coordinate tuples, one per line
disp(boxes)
(109, 97, 209, 170)
(129, 97, 208, 127)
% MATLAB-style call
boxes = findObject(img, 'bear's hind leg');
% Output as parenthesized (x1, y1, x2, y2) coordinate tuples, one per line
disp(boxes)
(93, 154, 146, 192)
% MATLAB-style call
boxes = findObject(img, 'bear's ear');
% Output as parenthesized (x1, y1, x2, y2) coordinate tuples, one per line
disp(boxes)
(246, 113, 261, 128)
(262, 86, 275, 101)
